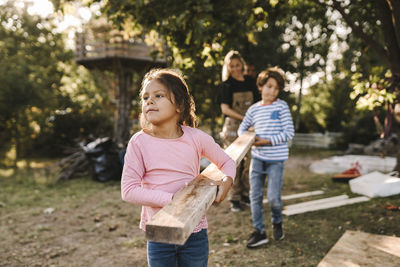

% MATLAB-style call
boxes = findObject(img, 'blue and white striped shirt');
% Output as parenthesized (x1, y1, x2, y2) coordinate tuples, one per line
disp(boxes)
(238, 99, 295, 162)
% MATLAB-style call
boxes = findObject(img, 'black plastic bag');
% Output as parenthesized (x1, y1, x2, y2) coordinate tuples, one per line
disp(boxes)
(82, 137, 122, 182)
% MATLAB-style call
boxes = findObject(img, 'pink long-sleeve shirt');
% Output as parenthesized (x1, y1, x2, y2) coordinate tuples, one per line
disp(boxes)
(121, 125, 236, 232)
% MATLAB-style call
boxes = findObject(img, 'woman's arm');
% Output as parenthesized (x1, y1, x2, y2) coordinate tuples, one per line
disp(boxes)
(221, 103, 244, 121)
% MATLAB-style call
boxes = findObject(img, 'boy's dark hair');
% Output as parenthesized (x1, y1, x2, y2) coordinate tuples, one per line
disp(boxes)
(140, 68, 197, 128)
(257, 67, 286, 91)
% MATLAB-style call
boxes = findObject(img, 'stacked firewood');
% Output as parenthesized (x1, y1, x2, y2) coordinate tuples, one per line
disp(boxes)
(45, 143, 90, 181)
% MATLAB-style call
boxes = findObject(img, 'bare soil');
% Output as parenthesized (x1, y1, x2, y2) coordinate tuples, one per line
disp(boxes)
(1, 150, 399, 266)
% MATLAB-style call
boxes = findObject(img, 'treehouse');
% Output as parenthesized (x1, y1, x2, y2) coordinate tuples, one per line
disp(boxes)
(74, 24, 167, 147)
(75, 32, 166, 72)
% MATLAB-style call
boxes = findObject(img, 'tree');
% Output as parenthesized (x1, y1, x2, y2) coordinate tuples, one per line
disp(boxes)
(278, 1, 333, 131)
(0, 1, 115, 162)
(310, 0, 400, 170)
(0, 1, 72, 162)
(69, 0, 335, 137)
(94, 0, 258, 133)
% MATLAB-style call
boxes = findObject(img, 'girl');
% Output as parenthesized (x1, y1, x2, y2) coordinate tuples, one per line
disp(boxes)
(121, 68, 236, 267)
(218, 50, 260, 212)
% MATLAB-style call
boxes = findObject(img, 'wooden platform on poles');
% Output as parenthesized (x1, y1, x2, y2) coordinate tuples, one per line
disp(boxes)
(318, 230, 400, 267)
(145, 131, 256, 245)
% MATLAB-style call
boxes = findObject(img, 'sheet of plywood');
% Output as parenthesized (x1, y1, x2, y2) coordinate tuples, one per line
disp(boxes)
(318, 230, 400, 267)
(145, 131, 256, 245)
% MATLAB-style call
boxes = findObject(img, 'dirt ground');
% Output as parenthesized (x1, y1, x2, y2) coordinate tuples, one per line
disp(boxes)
(1, 151, 399, 266)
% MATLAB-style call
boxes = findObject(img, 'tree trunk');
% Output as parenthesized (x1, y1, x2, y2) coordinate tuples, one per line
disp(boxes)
(394, 103, 400, 171)
(114, 65, 133, 148)
(295, 33, 306, 131)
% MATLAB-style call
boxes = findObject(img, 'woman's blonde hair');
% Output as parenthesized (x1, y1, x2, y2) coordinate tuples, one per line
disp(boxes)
(222, 50, 246, 82)
(139, 68, 197, 128)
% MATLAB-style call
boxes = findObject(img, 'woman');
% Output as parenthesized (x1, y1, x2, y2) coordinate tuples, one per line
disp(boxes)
(218, 50, 260, 212)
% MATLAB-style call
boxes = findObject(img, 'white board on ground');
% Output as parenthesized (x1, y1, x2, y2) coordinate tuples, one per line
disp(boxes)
(283, 196, 370, 216)
(263, 190, 324, 204)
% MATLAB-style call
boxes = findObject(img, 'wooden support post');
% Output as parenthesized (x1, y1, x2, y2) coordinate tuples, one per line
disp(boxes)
(145, 131, 256, 245)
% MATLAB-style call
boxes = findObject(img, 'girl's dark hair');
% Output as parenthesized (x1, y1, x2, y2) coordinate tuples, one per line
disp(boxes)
(257, 67, 286, 91)
(140, 68, 197, 128)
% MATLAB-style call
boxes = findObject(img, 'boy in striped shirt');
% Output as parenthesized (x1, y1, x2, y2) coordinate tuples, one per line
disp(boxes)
(238, 67, 295, 249)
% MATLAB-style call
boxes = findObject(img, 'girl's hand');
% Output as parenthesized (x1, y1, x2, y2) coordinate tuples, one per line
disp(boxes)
(214, 176, 233, 203)
(253, 136, 271, 146)
(190, 175, 233, 203)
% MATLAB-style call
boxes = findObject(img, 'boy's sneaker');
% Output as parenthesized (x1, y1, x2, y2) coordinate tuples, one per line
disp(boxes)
(230, 200, 242, 212)
(273, 222, 284, 241)
(241, 196, 251, 207)
(246, 230, 269, 248)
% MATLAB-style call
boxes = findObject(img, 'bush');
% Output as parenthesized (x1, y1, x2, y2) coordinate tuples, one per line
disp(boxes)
(32, 109, 113, 157)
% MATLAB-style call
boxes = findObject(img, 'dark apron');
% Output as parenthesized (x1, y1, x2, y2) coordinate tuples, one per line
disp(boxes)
(221, 91, 253, 202)
(221, 91, 254, 147)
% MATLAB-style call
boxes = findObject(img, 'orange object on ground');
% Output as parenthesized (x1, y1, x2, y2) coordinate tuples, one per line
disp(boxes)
(333, 162, 361, 181)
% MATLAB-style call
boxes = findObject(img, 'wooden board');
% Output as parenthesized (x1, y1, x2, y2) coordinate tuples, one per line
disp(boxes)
(318, 230, 400, 267)
(283, 196, 370, 216)
(263, 190, 325, 204)
(145, 131, 256, 245)
(284, 195, 349, 211)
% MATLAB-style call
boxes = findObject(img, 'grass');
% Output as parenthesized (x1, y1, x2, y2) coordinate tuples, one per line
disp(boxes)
(1, 150, 400, 266)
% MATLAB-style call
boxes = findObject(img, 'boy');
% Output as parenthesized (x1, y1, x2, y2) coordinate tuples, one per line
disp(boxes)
(238, 67, 294, 248)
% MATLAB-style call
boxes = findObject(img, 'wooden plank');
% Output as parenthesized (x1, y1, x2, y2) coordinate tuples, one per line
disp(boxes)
(263, 190, 324, 203)
(145, 131, 256, 245)
(284, 195, 349, 210)
(283, 196, 370, 216)
(318, 230, 400, 267)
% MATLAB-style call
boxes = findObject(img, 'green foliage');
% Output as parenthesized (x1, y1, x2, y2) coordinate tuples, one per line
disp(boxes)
(10, 0, 397, 161)
(92, 0, 260, 129)
(350, 69, 396, 110)
(322, 0, 400, 114)
(341, 110, 381, 145)
(33, 66, 114, 156)
(301, 70, 355, 133)
(0, 1, 114, 159)
(80, 0, 333, 134)
(0, 1, 72, 159)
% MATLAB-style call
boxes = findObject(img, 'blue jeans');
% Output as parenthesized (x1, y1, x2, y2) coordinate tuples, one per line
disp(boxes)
(249, 158, 284, 233)
(147, 229, 209, 267)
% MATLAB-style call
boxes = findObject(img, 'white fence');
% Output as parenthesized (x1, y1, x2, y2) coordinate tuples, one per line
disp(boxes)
(291, 132, 342, 148)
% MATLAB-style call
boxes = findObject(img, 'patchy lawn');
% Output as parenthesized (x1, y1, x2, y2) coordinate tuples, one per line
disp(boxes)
(1, 148, 399, 266)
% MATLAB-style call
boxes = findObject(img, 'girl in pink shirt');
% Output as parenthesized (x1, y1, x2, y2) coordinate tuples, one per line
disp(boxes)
(121, 68, 236, 267)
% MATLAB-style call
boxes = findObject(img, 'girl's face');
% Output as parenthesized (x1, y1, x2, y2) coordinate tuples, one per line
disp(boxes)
(141, 80, 180, 127)
(259, 77, 279, 104)
(228, 58, 244, 80)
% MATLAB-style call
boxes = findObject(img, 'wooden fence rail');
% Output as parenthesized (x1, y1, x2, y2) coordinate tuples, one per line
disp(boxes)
(291, 132, 342, 148)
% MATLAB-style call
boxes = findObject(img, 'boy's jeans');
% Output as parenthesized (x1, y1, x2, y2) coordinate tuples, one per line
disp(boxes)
(147, 229, 208, 267)
(249, 158, 284, 233)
